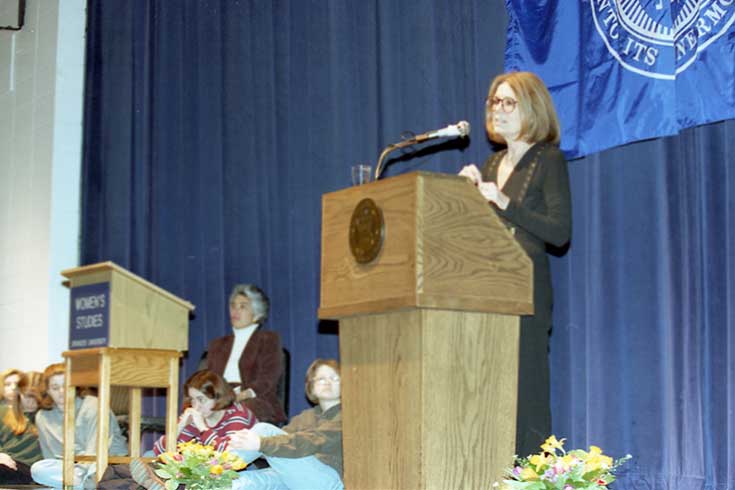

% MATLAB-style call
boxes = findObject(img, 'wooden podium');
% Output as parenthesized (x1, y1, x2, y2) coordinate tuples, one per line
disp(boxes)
(60, 262, 195, 486)
(319, 172, 533, 489)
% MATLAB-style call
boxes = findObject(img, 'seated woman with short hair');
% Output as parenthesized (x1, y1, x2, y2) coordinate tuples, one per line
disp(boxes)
(206, 284, 287, 425)
(228, 358, 343, 490)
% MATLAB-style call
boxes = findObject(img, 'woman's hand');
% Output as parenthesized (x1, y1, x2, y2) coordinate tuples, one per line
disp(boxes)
(186, 407, 208, 431)
(178, 407, 208, 432)
(458, 164, 482, 185)
(228, 429, 261, 451)
(478, 182, 510, 210)
(0, 452, 17, 470)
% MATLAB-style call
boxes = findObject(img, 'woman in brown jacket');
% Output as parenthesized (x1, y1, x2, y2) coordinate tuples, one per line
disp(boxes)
(206, 284, 286, 424)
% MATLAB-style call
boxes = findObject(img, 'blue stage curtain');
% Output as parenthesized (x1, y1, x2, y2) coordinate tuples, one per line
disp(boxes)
(80, 0, 506, 417)
(551, 119, 735, 489)
(81, 1, 735, 488)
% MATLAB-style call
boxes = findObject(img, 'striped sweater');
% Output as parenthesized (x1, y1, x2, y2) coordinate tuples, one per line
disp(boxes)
(153, 401, 256, 454)
(0, 404, 42, 466)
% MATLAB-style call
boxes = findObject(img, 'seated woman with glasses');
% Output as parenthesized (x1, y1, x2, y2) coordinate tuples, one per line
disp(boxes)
(459, 71, 572, 458)
(227, 358, 343, 490)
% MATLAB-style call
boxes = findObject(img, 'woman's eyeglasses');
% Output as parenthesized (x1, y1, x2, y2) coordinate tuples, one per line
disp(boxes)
(314, 375, 341, 385)
(486, 96, 518, 113)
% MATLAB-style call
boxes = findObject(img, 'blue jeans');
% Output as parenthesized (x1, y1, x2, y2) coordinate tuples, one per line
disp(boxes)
(231, 423, 343, 490)
(30, 459, 93, 489)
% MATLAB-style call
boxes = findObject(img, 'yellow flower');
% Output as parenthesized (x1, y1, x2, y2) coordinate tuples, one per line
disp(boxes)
(583, 445, 613, 472)
(541, 435, 566, 454)
(519, 467, 539, 480)
(210, 464, 224, 475)
(529, 453, 550, 470)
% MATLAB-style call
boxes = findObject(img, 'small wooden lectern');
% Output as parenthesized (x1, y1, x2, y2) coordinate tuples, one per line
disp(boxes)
(61, 262, 194, 486)
(319, 172, 533, 489)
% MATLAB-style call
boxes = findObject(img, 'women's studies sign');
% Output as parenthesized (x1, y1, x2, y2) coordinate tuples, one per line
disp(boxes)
(69, 282, 110, 349)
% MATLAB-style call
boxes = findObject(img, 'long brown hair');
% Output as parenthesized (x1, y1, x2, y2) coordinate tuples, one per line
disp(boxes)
(20, 371, 43, 410)
(1, 369, 33, 435)
(39, 363, 66, 410)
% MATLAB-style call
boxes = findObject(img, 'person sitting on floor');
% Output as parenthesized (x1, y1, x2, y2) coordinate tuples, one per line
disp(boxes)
(30, 363, 128, 489)
(227, 358, 343, 490)
(151, 369, 257, 454)
(128, 370, 257, 490)
(1, 369, 24, 406)
(0, 369, 42, 485)
(20, 371, 43, 423)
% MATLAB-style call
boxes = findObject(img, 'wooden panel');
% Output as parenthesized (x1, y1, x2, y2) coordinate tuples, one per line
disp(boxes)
(63, 358, 76, 488)
(320, 173, 418, 317)
(128, 388, 142, 457)
(108, 350, 175, 387)
(418, 174, 532, 313)
(420, 310, 518, 489)
(166, 357, 180, 452)
(319, 172, 532, 319)
(96, 355, 111, 479)
(63, 348, 181, 485)
(109, 271, 189, 351)
(339, 309, 519, 490)
(76, 455, 155, 464)
(68, 354, 100, 386)
(61, 262, 194, 351)
(63, 269, 112, 287)
(62, 262, 195, 310)
(340, 311, 423, 490)
(65, 349, 178, 387)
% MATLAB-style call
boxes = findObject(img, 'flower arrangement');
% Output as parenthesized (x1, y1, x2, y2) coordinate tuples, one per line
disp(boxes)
(154, 440, 247, 490)
(496, 436, 631, 490)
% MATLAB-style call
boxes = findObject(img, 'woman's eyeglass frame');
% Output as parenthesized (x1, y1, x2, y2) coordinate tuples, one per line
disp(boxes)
(486, 96, 519, 114)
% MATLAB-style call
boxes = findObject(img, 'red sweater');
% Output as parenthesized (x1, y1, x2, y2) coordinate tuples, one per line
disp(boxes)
(153, 401, 256, 454)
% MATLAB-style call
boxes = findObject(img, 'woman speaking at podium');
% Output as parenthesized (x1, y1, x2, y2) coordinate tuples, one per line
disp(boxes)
(460, 71, 572, 458)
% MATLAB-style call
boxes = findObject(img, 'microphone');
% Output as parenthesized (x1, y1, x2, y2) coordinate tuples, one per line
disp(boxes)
(374, 120, 471, 180)
(414, 120, 471, 142)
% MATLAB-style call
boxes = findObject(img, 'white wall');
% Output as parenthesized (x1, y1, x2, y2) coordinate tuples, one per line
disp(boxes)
(0, 0, 85, 371)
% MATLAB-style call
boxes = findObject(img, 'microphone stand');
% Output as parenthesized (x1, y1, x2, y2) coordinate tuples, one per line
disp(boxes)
(374, 136, 430, 181)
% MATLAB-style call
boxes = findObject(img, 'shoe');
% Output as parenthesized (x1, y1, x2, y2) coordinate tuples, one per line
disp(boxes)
(130, 457, 166, 490)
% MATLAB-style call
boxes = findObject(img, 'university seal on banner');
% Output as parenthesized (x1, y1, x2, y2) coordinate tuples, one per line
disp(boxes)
(590, 0, 735, 79)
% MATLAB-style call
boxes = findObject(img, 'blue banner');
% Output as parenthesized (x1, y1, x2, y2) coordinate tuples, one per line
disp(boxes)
(504, 0, 735, 159)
